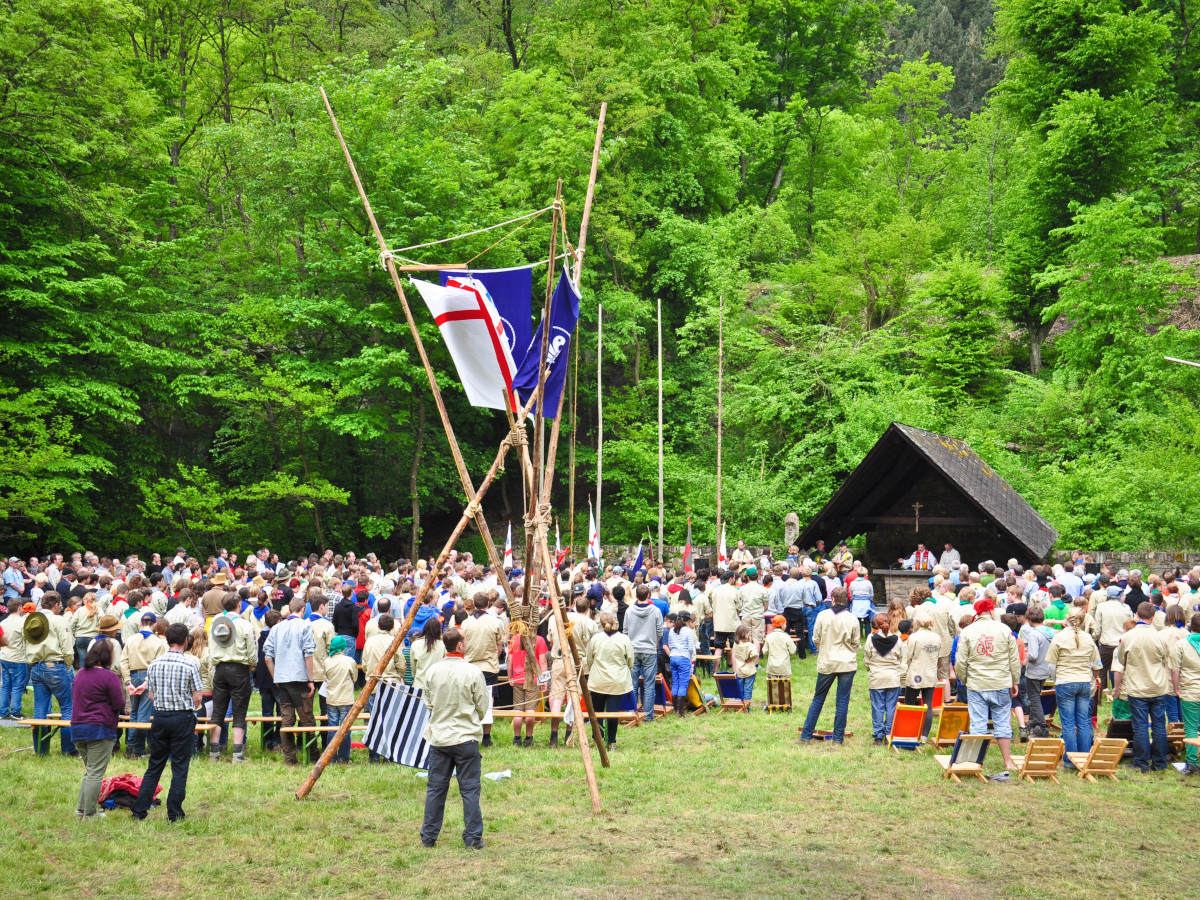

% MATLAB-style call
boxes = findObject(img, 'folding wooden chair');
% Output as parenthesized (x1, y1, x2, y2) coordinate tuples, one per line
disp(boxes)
(766, 676, 792, 713)
(1105, 718, 1133, 744)
(1012, 737, 1065, 783)
(714, 673, 750, 713)
(934, 732, 992, 783)
(1167, 721, 1185, 757)
(1066, 738, 1127, 782)
(888, 704, 927, 752)
(654, 674, 671, 717)
(685, 675, 715, 715)
(1040, 688, 1060, 733)
(931, 682, 945, 713)
(931, 703, 971, 749)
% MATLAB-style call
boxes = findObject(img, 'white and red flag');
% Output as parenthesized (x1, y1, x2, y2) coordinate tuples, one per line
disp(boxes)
(683, 518, 693, 572)
(717, 523, 727, 569)
(409, 276, 519, 412)
(503, 522, 513, 569)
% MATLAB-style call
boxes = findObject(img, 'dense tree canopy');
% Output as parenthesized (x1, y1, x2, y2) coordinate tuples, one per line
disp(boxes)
(2, 0, 1199, 558)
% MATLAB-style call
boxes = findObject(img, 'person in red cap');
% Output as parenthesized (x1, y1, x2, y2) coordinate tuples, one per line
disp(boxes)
(956, 596, 1021, 769)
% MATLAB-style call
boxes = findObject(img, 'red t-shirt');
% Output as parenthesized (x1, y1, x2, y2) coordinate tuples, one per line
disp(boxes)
(507, 635, 548, 683)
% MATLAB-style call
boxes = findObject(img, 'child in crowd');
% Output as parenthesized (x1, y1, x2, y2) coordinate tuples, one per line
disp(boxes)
(1021, 607, 1053, 738)
(950, 612, 975, 704)
(665, 611, 697, 716)
(761, 615, 797, 682)
(904, 609, 943, 738)
(863, 613, 905, 745)
(324, 635, 358, 763)
(732, 623, 759, 706)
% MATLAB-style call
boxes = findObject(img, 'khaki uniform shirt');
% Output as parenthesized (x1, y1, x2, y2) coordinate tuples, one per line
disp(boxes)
(738, 583, 768, 622)
(1047, 628, 1101, 684)
(812, 608, 860, 675)
(120, 632, 168, 687)
(410, 638, 446, 692)
(323, 653, 359, 707)
(761, 629, 796, 677)
(362, 633, 405, 682)
(930, 597, 960, 657)
(904, 629, 944, 689)
(709, 584, 741, 633)
(583, 631, 634, 695)
(864, 635, 907, 689)
(421, 655, 489, 746)
(1092, 600, 1132, 647)
(165, 603, 198, 630)
(26, 612, 73, 665)
(0, 613, 26, 663)
(310, 617, 335, 681)
(957, 616, 1020, 692)
(201, 588, 227, 618)
(733, 641, 759, 678)
(209, 615, 257, 668)
(1116, 624, 1170, 698)
(70, 604, 102, 640)
(1169, 637, 1200, 703)
(461, 612, 503, 674)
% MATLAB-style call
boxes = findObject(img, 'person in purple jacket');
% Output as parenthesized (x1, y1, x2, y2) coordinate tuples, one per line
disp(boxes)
(71, 639, 126, 817)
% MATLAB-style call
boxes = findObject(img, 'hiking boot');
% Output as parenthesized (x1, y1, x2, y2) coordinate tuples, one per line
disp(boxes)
(549, 733, 559, 748)
(481, 735, 493, 749)
(873, 738, 884, 746)
(1019, 727, 1029, 744)
(465, 840, 486, 850)
(512, 736, 522, 746)
(232, 753, 249, 763)
(522, 736, 534, 747)
(209, 751, 222, 762)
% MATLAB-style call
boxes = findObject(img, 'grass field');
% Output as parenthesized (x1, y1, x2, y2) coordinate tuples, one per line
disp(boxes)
(1, 652, 1197, 900)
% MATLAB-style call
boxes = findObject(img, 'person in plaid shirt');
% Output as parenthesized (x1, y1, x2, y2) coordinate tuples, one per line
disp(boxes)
(131, 623, 202, 822)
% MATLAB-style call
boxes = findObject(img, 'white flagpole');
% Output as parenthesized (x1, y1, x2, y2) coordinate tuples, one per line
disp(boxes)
(657, 293, 664, 564)
(596, 304, 603, 559)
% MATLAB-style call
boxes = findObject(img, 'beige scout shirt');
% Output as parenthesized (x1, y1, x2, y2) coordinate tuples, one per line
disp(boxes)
(904, 630, 944, 689)
(70, 604, 102, 640)
(761, 628, 796, 677)
(410, 638, 446, 692)
(209, 615, 257, 668)
(733, 641, 759, 678)
(120, 632, 168, 687)
(930, 597, 960, 657)
(1169, 637, 1200, 703)
(1046, 627, 1101, 684)
(0, 613, 26, 663)
(812, 607, 860, 675)
(461, 612, 503, 674)
(957, 616, 1020, 692)
(863, 634, 907, 690)
(1092, 600, 1132, 647)
(583, 631, 634, 695)
(738, 583, 768, 622)
(362, 632, 405, 682)
(421, 655, 490, 746)
(310, 617, 335, 681)
(709, 584, 741, 633)
(1116, 623, 1170, 698)
(323, 653, 359, 706)
(26, 612, 73, 665)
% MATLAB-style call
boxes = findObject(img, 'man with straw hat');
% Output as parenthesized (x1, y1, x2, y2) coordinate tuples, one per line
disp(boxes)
(25, 592, 77, 755)
(201, 571, 229, 619)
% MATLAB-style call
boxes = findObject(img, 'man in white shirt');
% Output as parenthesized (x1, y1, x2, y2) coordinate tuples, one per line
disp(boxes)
(939, 543, 961, 569)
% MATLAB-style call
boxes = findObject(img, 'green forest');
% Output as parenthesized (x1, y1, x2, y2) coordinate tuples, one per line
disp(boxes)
(3, 0, 1200, 559)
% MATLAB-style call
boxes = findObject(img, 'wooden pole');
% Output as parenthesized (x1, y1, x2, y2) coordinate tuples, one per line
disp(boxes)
(568, 335, 578, 553)
(657, 294, 664, 562)
(716, 294, 723, 545)
(573, 103, 607, 287)
(296, 393, 540, 801)
(318, 86, 507, 581)
(595, 304, 602, 559)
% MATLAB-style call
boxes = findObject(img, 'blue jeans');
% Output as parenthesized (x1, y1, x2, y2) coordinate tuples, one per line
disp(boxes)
(737, 673, 756, 703)
(803, 606, 821, 653)
(870, 687, 900, 739)
(632, 653, 658, 720)
(31, 661, 74, 755)
(128, 669, 154, 755)
(1165, 694, 1181, 724)
(967, 688, 1013, 739)
(801, 671, 855, 741)
(0, 659, 28, 717)
(1056, 681, 1093, 757)
(669, 657, 692, 699)
(327, 705, 353, 761)
(1128, 694, 1169, 771)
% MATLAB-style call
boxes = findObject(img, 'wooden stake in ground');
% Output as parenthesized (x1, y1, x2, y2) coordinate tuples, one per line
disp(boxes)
(318, 86, 508, 581)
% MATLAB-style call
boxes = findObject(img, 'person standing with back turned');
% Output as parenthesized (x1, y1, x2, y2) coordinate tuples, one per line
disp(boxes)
(420, 626, 489, 850)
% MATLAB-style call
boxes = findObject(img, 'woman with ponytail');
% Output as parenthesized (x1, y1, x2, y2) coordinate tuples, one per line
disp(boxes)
(1047, 610, 1102, 765)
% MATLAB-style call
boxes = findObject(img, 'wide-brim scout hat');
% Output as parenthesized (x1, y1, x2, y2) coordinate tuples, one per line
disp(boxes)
(23, 611, 49, 645)
(210, 615, 235, 647)
(98, 615, 121, 635)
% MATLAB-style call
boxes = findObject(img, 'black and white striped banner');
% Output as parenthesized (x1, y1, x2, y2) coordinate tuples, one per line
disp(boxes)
(363, 682, 431, 769)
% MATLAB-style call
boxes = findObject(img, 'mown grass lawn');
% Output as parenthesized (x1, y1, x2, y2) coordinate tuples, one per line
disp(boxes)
(1, 652, 1196, 900)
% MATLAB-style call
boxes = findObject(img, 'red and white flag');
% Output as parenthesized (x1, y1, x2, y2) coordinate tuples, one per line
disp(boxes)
(717, 523, 727, 569)
(587, 501, 600, 561)
(683, 518, 693, 572)
(409, 276, 518, 412)
(503, 522, 513, 569)
(554, 521, 569, 567)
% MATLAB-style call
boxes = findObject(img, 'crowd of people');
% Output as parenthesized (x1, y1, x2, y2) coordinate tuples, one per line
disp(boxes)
(1, 542, 1198, 826)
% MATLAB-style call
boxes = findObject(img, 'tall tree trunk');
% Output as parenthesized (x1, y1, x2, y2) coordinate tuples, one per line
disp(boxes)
(1029, 320, 1054, 375)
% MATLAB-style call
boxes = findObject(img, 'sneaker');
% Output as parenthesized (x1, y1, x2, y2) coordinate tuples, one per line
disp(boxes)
(232, 754, 249, 764)
(522, 737, 534, 748)
(209, 752, 222, 762)
(421, 840, 437, 848)
(465, 840, 486, 850)
(82, 811, 107, 819)
(1019, 728, 1029, 744)
(873, 738, 884, 746)
(512, 736, 522, 746)
(1183, 764, 1200, 776)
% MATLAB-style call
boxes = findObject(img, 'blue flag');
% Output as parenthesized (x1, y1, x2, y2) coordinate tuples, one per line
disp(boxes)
(512, 267, 580, 417)
(629, 542, 644, 577)
(439, 264, 534, 363)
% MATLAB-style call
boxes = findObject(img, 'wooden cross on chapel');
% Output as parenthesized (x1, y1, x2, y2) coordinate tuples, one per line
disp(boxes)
(912, 502, 922, 532)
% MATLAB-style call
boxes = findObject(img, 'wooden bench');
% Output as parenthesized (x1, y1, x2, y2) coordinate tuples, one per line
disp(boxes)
(279, 724, 368, 756)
